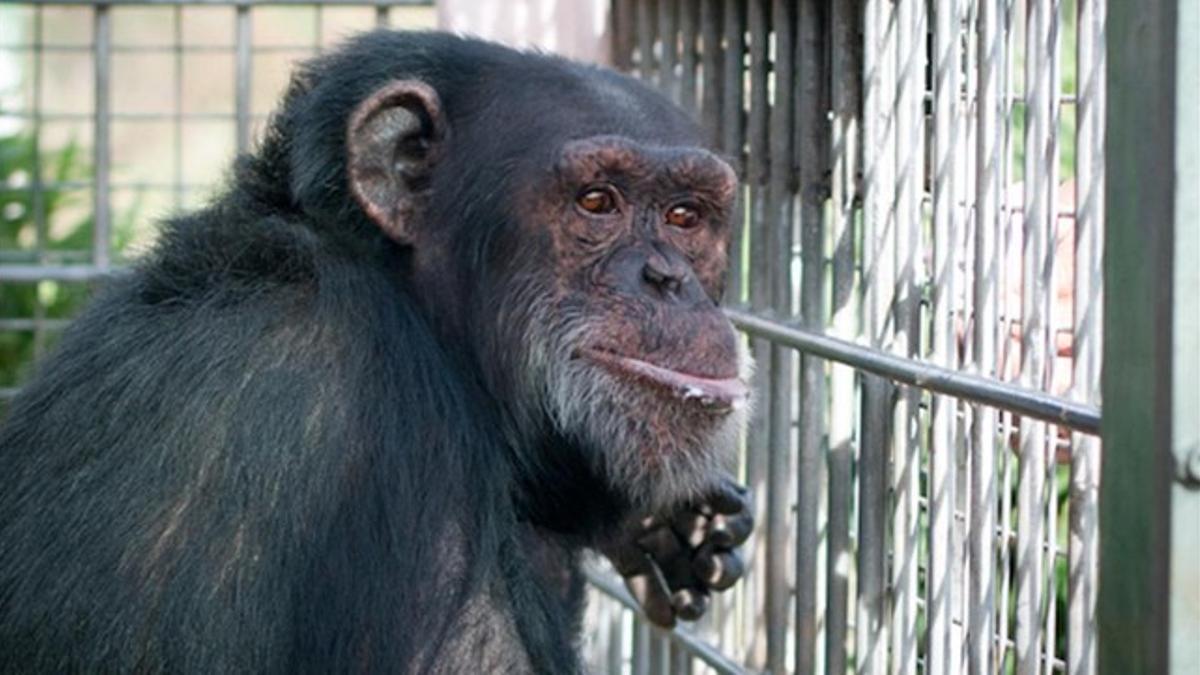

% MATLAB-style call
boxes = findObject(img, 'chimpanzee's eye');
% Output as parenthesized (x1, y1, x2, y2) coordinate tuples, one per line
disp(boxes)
(577, 187, 618, 215)
(665, 204, 701, 229)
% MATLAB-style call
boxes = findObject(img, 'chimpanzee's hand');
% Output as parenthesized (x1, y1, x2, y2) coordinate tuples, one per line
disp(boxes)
(597, 478, 753, 628)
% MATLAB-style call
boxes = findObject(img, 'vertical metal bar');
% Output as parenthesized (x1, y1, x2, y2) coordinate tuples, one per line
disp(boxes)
(374, 2, 389, 29)
(1067, 0, 1104, 672)
(30, 5, 45, 262)
(794, 0, 826, 673)
(679, 0, 698, 113)
(649, 633, 669, 675)
(637, 0, 657, 85)
(173, 5, 184, 211)
(1169, 3, 1200, 668)
(235, 4, 252, 154)
(890, 0, 923, 672)
(1042, 4, 1063, 671)
(1016, 0, 1053, 670)
(765, 1, 796, 672)
(1099, 0, 1176, 670)
(669, 641, 691, 675)
(608, 606, 626, 674)
(826, 1, 861, 672)
(699, 0, 721, 141)
(92, 3, 111, 270)
(929, 1, 963, 673)
(633, 619, 651, 675)
(970, 0, 1002, 670)
(613, 0, 635, 71)
(858, 0, 894, 671)
(658, 0, 679, 104)
(744, 0, 771, 665)
(720, 0, 745, 305)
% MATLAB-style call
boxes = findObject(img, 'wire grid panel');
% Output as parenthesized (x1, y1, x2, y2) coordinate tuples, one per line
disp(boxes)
(0, 0, 434, 405)
(591, 1, 1105, 674)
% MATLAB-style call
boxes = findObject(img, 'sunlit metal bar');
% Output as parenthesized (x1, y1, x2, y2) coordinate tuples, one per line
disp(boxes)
(928, 1, 962, 673)
(969, 0, 1003, 670)
(728, 309, 1101, 435)
(1016, 0, 1054, 670)
(635, 0, 655, 83)
(890, 0, 924, 672)
(718, 0, 743, 304)
(856, 0, 894, 672)
(234, 4, 251, 154)
(825, 1, 860, 672)
(1067, 0, 1105, 672)
(92, 4, 111, 270)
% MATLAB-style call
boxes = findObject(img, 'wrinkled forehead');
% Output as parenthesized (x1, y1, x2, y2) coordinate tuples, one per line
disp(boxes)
(555, 135, 738, 196)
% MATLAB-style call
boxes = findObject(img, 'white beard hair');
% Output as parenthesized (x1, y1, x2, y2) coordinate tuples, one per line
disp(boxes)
(519, 298, 755, 512)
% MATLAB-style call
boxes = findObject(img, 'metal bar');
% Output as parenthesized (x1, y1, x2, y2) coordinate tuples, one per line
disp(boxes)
(890, 0, 924, 672)
(857, 0, 894, 671)
(657, 0, 678, 104)
(678, 0, 697, 113)
(742, 0, 770, 666)
(92, 3, 111, 270)
(1099, 0, 1177, 670)
(719, 0, 744, 306)
(929, 1, 963, 673)
(584, 570, 749, 675)
(636, 0, 656, 85)
(793, 0, 825, 673)
(1016, 0, 1054, 670)
(374, 0, 389, 27)
(764, 1, 795, 672)
(699, 0, 721, 142)
(1067, 0, 1105, 671)
(612, 0, 634, 71)
(970, 0, 1003, 670)
(234, 4, 251, 154)
(722, 312, 1098, 432)
(172, 4, 184, 211)
(825, 1, 860, 672)
(0, 266, 119, 282)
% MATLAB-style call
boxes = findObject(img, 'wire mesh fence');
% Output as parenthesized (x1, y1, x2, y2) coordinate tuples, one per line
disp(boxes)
(0, 0, 435, 405)
(0, 1, 1108, 673)
(584, 1, 1105, 673)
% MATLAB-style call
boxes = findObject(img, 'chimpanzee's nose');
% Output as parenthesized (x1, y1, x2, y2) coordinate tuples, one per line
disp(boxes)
(641, 249, 688, 299)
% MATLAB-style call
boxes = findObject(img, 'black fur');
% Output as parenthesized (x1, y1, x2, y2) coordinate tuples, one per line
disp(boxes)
(0, 31, 707, 673)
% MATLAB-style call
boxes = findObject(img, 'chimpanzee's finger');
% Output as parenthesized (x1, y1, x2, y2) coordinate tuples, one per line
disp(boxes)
(671, 509, 709, 548)
(636, 523, 685, 561)
(706, 509, 754, 548)
(706, 479, 751, 516)
(692, 548, 746, 592)
(671, 587, 710, 622)
(623, 555, 676, 628)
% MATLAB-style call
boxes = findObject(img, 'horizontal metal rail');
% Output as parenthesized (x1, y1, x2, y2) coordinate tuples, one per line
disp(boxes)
(581, 566, 750, 675)
(726, 307, 1102, 435)
(0, 265, 116, 282)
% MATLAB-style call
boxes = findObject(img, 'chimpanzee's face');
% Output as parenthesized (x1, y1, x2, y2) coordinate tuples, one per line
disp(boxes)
(509, 134, 752, 508)
(344, 76, 752, 509)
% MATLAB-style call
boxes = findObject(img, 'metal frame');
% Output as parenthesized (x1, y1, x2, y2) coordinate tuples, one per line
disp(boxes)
(597, 1, 1111, 673)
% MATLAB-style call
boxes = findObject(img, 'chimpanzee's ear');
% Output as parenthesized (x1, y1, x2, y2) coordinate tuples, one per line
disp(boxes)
(347, 80, 446, 244)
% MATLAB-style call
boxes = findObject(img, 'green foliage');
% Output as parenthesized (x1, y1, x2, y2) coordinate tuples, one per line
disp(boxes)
(0, 131, 141, 393)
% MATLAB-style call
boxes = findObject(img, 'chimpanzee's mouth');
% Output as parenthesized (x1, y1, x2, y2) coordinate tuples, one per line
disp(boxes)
(579, 348, 749, 413)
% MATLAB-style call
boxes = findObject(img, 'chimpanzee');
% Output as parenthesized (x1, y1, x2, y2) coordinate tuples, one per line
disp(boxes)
(0, 31, 754, 673)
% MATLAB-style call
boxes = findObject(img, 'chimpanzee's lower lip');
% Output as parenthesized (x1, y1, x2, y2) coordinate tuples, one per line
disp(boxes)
(580, 348, 748, 413)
